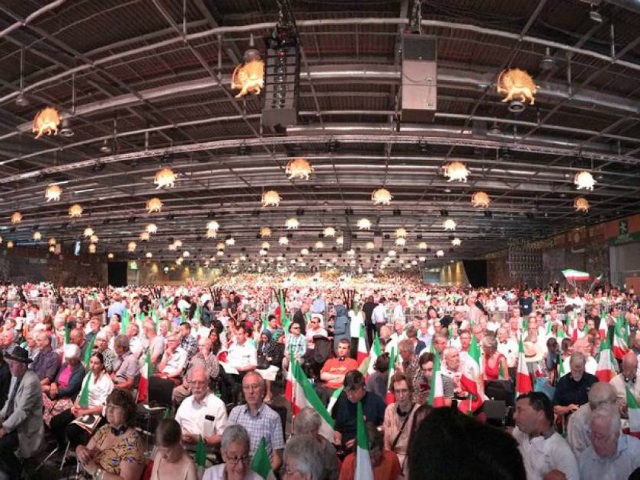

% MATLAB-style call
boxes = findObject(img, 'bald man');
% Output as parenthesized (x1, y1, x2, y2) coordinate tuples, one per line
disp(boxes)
(610, 351, 640, 420)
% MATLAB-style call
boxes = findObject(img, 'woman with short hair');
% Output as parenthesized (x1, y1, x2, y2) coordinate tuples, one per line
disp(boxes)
(202, 424, 261, 480)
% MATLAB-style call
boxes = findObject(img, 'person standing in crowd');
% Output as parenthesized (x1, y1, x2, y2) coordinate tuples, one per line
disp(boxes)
(371, 298, 387, 336)
(0, 346, 45, 478)
(383, 372, 419, 476)
(292, 299, 310, 336)
(362, 296, 377, 347)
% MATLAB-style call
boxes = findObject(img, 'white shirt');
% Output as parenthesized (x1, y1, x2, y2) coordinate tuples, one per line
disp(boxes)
(227, 341, 257, 370)
(80, 371, 114, 408)
(371, 304, 387, 325)
(578, 434, 640, 480)
(175, 392, 228, 438)
(566, 403, 592, 456)
(162, 347, 188, 376)
(202, 464, 262, 480)
(498, 338, 518, 368)
(513, 427, 579, 480)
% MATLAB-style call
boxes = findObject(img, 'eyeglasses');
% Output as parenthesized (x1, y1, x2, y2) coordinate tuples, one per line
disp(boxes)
(242, 383, 261, 391)
(226, 454, 250, 465)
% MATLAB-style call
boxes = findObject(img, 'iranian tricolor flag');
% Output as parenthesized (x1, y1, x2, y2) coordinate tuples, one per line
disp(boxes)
(355, 401, 374, 480)
(516, 338, 533, 396)
(327, 387, 343, 414)
(357, 324, 369, 365)
(598, 313, 608, 340)
(137, 350, 152, 404)
(428, 352, 446, 408)
(385, 346, 397, 405)
(251, 437, 276, 480)
(613, 315, 629, 360)
(365, 334, 382, 381)
(284, 357, 334, 441)
(458, 336, 484, 414)
(626, 387, 640, 433)
(595, 338, 617, 382)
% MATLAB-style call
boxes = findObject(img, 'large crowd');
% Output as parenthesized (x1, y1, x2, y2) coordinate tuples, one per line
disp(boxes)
(0, 275, 639, 479)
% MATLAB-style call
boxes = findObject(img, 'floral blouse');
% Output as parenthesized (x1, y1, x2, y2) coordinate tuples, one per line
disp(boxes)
(92, 425, 145, 474)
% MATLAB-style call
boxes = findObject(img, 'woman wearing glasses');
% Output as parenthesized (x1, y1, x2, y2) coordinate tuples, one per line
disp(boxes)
(202, 424, 261, 480)
(76, 389, 145, 480)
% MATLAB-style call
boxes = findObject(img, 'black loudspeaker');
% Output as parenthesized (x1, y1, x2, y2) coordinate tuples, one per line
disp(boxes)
(262, 39, 300, 128)
(107, 261, 127, 287)
(401, 35, 437, 122)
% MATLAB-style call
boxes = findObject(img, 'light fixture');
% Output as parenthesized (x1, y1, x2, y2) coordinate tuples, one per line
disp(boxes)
(99, 139, 112, 154)
(216, 242, 225, 250)
(58, 117, 74, 138)
(279, 236, 289, 245)
(452, 238, 462, 246)
(32, 107, 61, 138)
(176, 258, 183, 265)
(589, 4, 603, 23)
(261, 241, 271, 249)
(496, 68, 537, 106)
(323, 227, 336, 237)
(366, 241, 375, 250)
(395, 237, 406, 247)
(146, 197, 163, 213)
(168, 243, 177, 251)
(540, 47, 556, 71)
(347, 249, 355, 256)
(146, 223, 157, 234)
(259, 249, 268, 256)
(217, 250, 224, 257)
(488, 122, 501, 135)
(443, 161, 469, 182)
(183, 251, 190, 258)
(231, 43, 264, 98)
(357, 218, 372, 230)
(395, 227, 407, 238)
(262, 190, 281, 207)
(371, 188, 393, 205)
(146, 252, 153, 258)
(301, 248, 309, 256)
(44, 184, 62, 202)
(286, 217, 299, 230)
(313, 240, 324, 249)
(285, 158, 313, 180)
(83, 227, 94, 238)
(48, 237, 56, 246)
(49, 245, 55, 253)
(207, 220, 220, 231)
(574, 197, 590, 212)
(33, 231, 41, 241)
(140, 231, 150, 241)
(206, 229, 217, 239)
(436, 249, 445, 257)
(443, 219, 457, 231)
(154, 167, 176, 189)
(418, 242, 427, 250)
(127, 241, 137, 252)
(419, 256, 426, 262)
(68, 204, 83, 218)
(88, 244, 97, 254)
(388, 250, 397, 257)
(107, 252, 114, 259)
(90, 235, 99, 244)
(260, 227, 272, 238)
(225, 238, 236, 246)
(174, 240, 183, 248)
(6, 241, 14, 249)
(471, 191, 491, 208)
(10, 212, 22, 224)
(336, 236, 344, 246)
(574, 171, 596, 190)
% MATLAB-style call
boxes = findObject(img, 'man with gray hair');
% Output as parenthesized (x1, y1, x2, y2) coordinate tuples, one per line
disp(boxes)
(567, 381, 618, 455)
(553, 351, 598, 420)
(110, 334, 139, 390)
(578, 404, 640, 479)
(293, 408, 338, 480)
(282, 435, 325, 480)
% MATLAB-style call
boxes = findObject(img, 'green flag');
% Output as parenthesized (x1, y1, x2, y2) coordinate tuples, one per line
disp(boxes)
(78, 371, 92, 408)
(64, 323, 70, 345)
(193, 304, 201, 324)
(251, 437, 273, 479)
(120, 309, 130, 334)
(194, 435, 206, 467)
(83, 333, 97, 367)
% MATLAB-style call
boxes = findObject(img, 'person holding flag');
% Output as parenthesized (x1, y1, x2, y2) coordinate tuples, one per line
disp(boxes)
(49, 351, 113, 450)
(609, 352, 640, 427)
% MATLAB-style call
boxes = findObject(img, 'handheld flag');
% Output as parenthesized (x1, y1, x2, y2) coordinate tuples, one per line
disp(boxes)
(356, 324, 369, 366)
(83, 333, 97, 368)
(251, 437, 275, 480)
(385, 346, 397, 405)
(78, 371, 92, 408)
(355, 401, 374, 480)
(516, 338, 533, 397)
(595, 338, 617, 382)
(627, 387, 640, 433)
(120, 308, 130, 334)
(194, 435, 206, 468)
(428, 352, 446, 407)
(613, 315, 629, 360)
(137, 350, 152, 404)
(458, 335, 484, 414)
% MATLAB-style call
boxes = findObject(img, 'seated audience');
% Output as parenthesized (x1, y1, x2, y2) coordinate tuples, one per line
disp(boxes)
(282, 434, 325, 480)
(42, 344, 85, 427)
(339, 423, 401, 480)
(150, 418, 197, 480)
(111, 334, 140, 390)
(202, 424, 261, 480)
(292, 408, 339, 480)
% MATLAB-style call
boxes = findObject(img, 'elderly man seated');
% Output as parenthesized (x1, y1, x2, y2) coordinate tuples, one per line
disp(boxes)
(175, 367, 227, 448)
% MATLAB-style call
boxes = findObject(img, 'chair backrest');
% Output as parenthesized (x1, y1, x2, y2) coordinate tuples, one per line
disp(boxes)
(483, 399, 507, 426)
(148, 376, 174, 408)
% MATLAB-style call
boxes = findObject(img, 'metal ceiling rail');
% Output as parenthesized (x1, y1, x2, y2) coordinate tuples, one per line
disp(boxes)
(0, 0, 67, 40)
(1, 17, 639, 106)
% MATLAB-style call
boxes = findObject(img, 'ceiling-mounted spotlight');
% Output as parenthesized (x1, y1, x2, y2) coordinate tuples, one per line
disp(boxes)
(488, 122, 501, 135)
(58, 116, 74, 137)
(99, 139, 112, 154)
(15, 93, 29, 108)
(539, 47, 556, 71)
(589, 5, 603, 22)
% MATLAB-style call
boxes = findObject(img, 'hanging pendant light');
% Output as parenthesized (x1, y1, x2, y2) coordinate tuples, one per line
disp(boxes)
(395, 237, 406, 247)
(471, 191, 490, 208)
(146, 223, 157, 234)
(452, 238, 462, 246)
(574, 171, 596, 190)
(285, 158, 314, 180)
(88, 244, 97, 254)
(261, 241, 271, 250)
(231, 41, 265, 98)
(33, 107, 61, 138)
(262, 190, 281, 207)
(443, 161, 469, 182)
(83, 227, 94, 238)
(10, 212, 22, 224)
(286, 217, 299, 230)
(260, 227, 272, 238)
(366, 241, 375, 250)
(279, 236, 289, 246)
(49, 237, 56, 246)
(395, 228, 407, 238)
(357, 218, 372, 230)
(127, 241, 137, 252)
(206, 229, 217, 239)
(574, 197, 590, 212)
(44, 184, 62, 202)
(68, 204, 83, 218)
(323, 227, 336, 238)
(371, 188, 393, 205)
(315, 241, 324, 249)
(154, 167, 176, 189)
(436, 249, 445, 257)
(140, 231, 150, 241)
(33, 231, 42, 241)
(90, 235, 99, 244)
(146, 197, 163, 213)
(443, 219, 456, 231)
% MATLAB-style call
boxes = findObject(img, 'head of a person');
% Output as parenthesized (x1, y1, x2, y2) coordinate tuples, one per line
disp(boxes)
(481, 334, 497, 356)
(546, 337, 558, 353)
(293, 407, 322, 437)
(343, 370, 366, 404)
(514, 391, 553, 435)
(587, 381, 618, 410)
(433, 333, 448, 353)
(289, 322, 301, 336)
(398, 339, 415, 362)
(390, 372, 413, 410)
(64, 343, 82, 365)
(189, 367, 210, 402)
(419, 351, 435, 380)
(155, 418, 184, 463)
(443, 347, 460, 372)
(165, 333, 180, 351)
(282, 434, 324, 480)
(69, 328, 85, 347)
(459, 330, 471, 350)
(373, 352, 390, 373)
(125, 323, 139, 339)
(221, 424, 252, 480)
(89, 316, 101, 332)
(105, 389, 136, 428)
(89, 352, 105, 375)
(408, 407, 526, 480)
(268, 314, 277, 328)
(242, 371, 265, 409)
(590, 404, 621, 458)
(113, 334, 130, 356)
(36, 331, 51, 350)
(621, 351, 638, 382)
(235, 325, 250, 344)
(335, 339, 350, 359)
(569, 351, 586, 381)
(179, 322, 191, 338)
(5, 346, 30, 377)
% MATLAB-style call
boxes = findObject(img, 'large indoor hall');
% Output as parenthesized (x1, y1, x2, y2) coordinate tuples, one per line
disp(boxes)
(1, 1, 640, 479)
